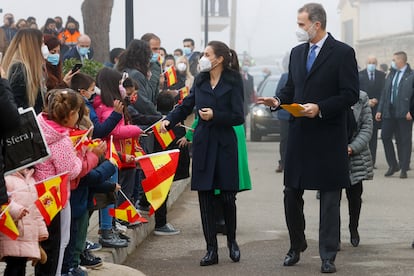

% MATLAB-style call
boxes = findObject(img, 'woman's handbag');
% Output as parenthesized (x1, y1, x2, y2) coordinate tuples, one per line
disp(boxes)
(2, 107, 50, 175)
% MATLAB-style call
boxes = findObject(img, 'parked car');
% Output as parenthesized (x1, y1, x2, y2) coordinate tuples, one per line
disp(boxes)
(250, 75, 281, 141)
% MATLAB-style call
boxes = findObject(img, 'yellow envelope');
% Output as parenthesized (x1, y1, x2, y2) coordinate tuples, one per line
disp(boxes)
(280, 103, 305, 117)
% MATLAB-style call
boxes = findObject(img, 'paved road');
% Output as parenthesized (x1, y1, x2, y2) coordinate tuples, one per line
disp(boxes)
(124, 138, 414, 276)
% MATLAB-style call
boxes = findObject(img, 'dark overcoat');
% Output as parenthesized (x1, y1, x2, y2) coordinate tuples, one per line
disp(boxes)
(166, 69, 244, 191)
(279, 34, 359, 191)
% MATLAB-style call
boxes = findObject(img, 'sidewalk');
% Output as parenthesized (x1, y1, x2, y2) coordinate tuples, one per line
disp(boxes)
(0, 177, 190, 275)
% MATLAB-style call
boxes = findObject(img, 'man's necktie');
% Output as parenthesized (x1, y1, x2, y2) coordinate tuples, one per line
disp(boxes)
(306, 45, 318, 72)
(370, 72, 374, 81)
(391, 70, 401, 104)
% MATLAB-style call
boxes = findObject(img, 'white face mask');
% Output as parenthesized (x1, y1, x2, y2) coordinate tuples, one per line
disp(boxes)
(177, 62, 187, 72)
(296, 23, 316, 42)
(199, 56, 212, 72)
(41, 45, 50, 59)
(94, 86, 101, 95)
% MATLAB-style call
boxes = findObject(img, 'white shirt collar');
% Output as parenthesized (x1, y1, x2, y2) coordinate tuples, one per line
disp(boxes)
(309, 33, 329, 51)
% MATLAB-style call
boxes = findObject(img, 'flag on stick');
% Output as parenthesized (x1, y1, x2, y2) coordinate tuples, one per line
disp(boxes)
(136, 149, 179, 214)
(164, 66, 177, 87)
(106, 136, 121, 167)
(152, 121, 175, 150)
(0, 204, 19, 240)
(35, 173, 69, 208)
(35, 186, 62, 225)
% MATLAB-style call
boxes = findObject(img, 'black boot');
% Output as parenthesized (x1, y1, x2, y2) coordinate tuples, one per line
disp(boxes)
(228, 241, 240, 262)
(200, 249, 218, 266)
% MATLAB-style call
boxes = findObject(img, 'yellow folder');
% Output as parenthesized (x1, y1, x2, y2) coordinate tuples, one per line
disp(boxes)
(280, 103, 305, 117)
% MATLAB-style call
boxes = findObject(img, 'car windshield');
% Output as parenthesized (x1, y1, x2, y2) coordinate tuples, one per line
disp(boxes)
(260, 78, 279, 97)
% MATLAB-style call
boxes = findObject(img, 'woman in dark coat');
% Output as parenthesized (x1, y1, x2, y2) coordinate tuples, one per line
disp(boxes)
(0, 72, 20, 205)
(161, 41, 245, 266)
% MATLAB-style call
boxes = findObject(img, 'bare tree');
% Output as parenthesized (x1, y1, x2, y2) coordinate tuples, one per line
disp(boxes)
(81, 0, 114, 63)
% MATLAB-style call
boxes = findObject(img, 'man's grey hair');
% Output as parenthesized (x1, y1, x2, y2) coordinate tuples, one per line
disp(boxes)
(298, 3, 327, 30)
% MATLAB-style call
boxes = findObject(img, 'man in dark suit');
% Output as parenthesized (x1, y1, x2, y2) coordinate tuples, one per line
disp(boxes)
(241, 60, 255, 116)
(63, 34, 94, 62)
(258, 3, 359, 273)
(376, 51, 414, 179)
(183, 38, 200, 77)
(359, 56, 385, 168)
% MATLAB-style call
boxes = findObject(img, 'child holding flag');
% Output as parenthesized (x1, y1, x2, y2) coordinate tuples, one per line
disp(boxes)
(94, 68, 143, 228)
(0, 168, 48, 275)
(34, 89, 100, 275)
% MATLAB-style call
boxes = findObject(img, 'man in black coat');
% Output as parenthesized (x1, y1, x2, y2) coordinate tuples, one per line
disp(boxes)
(359, 56, 385, 168)
(375, 51, 414, 179)
(258, 3, 359, 273)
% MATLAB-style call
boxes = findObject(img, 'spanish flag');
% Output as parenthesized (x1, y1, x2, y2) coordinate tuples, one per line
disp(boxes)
(164, 66, 177, 87)
(69, 129, 88, 147)
(106, 136, 121, 167)
(35, 186, 62, 225)
(152, 121, 175, 150)
(0, 204, 19, 240)
(35, 173, 69, 208)
(136, 149, 179, 215)
(178, 86, 189, 104)
(109, 200, 148, 223)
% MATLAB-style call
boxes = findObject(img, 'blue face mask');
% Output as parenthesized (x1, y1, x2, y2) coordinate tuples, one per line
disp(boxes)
(79, 47, 89, 56)
(366, 64, 376, 73)
(391, 61, 397, 70)
(47, 53, 60, 66)
(183, 47, 191, 56)
(150, 53, 159, 63)
(242, 65, 249, 72)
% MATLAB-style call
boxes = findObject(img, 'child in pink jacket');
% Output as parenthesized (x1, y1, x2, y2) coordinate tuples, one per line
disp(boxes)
(34, 89, 99, 276)
(95, 68, 142, 226)
(0, 168, 49, 275)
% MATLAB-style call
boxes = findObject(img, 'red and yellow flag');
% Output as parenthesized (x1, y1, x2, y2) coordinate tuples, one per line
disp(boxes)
(136, 149, 179, 214)
(69, 129, 88, 147)
(35, 186, 62, 225)
(179, 86, 189, 100)
(109, 200, 148, 223)
(164, 66, 177, 87)
(152, 121, 176, 150)
(106, 137, 121, 167)
(0, 204, 19, 240)
(35, 173, 69, 208)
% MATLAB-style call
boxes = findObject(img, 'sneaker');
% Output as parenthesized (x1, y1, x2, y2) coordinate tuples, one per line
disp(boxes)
(99, 229, 128, 248)
(80, 249, 103, 269)
(154, 223, 180, 236)
(85, 240, 102, 252)
(114, 221, 128, 234)
(68, 266, 88, 276)
(116, 218, 142, 229)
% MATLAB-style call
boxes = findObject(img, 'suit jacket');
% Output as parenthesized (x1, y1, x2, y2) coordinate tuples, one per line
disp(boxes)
(242, 72, 254, 115)
(62, 46, 94, 62)
(279, 33, 359, 191)
(359, 69, 385, 116)
(166, 69, 244, 191)
(377, 65, 414, 119)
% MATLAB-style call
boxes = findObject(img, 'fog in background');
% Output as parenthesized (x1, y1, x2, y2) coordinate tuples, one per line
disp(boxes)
(1, 0, 341, 64)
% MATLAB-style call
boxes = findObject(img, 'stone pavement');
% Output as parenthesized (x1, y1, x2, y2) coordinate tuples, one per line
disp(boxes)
(0, 178, 190, 275)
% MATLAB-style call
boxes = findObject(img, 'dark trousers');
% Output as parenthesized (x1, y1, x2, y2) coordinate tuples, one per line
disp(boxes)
(155, 194, 169, 228)
(284, 187, 340, 261)
(381, 118, 413, 171)
(198, 191, 237, 251)
(4, 256, 27, 276)
(345, 182, 363, 231)
(35, 213, 61, 275)
(369, 123, 379, 166)
(278, 120, 289, 167)
(118, 168, 136, 205)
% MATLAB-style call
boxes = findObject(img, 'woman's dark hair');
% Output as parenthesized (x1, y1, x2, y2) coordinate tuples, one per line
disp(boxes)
(207, 41, 239, 72)
(96, 67, 123, 107)
(116, 39, 151, 75)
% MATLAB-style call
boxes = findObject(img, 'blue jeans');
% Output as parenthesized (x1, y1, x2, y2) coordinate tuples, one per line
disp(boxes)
(99, 170, 118, 230)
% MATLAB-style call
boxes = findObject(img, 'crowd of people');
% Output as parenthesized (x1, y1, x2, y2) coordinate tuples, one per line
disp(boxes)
(0, 10, 254, 276)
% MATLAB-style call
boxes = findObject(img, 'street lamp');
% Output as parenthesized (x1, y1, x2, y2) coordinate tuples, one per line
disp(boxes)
(125, 0, 134, 47)
(204, 0, 209, 47)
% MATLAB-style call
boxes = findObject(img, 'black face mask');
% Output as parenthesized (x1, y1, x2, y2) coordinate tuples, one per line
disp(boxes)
(7, 18, 14, 25)
(68, 28, 76, 34)
(56, 22, 62, 29)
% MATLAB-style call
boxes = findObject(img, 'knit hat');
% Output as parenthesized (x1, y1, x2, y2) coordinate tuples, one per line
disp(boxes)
(44, 34, 60, 50)
(45, 18, 56, 27)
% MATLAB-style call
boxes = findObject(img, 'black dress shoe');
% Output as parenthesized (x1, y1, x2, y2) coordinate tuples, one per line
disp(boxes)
(321, 259, 336, 273)
(400, 170, 407, 179)
(384, 166, 399, 177)
(200, 250, 218, 266)
(228, 241, 240, 262)
(350, 230, 360, 247)
(283, 242, 307, 266)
